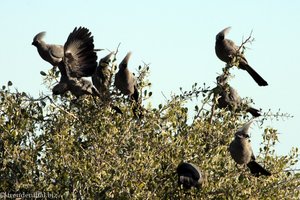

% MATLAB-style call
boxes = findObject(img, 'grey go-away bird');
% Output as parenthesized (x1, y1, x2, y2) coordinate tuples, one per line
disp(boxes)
(176, 162, 203, 189)
(52, 26, 100, 98)
(92, 52, 115, 97)
(91, 52, 123, 114)
(215, 27, 268, 86)
(114, 52, 139, 102)
(32, 31, 64, 67)
(216, 74, 261, 117)
(229, 121, 271, 177)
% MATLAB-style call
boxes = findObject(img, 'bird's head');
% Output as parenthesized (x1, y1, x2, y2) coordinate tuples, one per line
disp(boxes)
(32, 31, 46, 46)
(235, 120, 253, 139)
(99, 51, 115, 67)
(216, 26, 231, 41)
(119, 52, 132, 70)
(216, 74, 229, 85)
(235, 131, 250, 139)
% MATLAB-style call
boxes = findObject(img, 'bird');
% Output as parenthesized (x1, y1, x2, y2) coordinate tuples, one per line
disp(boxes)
(215, 27, 268, 86)
(176, 162, 203, 189)
(216, 74, 261, 117)
(114, 52, 139, 102)
(51, 26, 100, 98)
(32, 31, 64, 67)
(229, 121, 271, 177)
(92, 52, 115, 97)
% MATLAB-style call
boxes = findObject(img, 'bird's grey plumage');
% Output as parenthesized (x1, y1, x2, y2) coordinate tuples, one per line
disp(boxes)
(114, 52, 139, 102)
(216, 75, 261, 117)
(229, 121, 271, 177)
(215, 27, 268, 86)
(51, 27, 99, 98)
(92, 52, 115, 96)
(176, 162, 202, 189)
(32, 31, 64, 66)
(52, 81, 69, 96)
(63, 27, 97, 78)
(68, 77, 100, 97)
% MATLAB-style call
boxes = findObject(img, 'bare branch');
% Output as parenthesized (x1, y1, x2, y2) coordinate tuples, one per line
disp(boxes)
(115, 42, 121, 56)
(237, 29, 254, 53)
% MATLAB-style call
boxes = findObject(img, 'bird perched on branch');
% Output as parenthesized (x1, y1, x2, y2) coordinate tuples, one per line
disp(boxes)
(229, 121, 271, 177)
(32, 31, 64, 67)
(215, 27, 268, 86)
(92, 52, 115, 98)
(216, 74, 261, 117)
(50, 26, 100, 97)
(91, 52, 123, 114)
(176, 162, 203, 189)
(114, 52, 139, 102)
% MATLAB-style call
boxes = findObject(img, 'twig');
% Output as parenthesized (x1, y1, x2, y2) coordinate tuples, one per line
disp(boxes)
(193, 90, 213, 123)
(237, 29, 254, 53)
(29, 95, 79, 120)
(115, 42, 121, 56)
(209, 105, 215, 124)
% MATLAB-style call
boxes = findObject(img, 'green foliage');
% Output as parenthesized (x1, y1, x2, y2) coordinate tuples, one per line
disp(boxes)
(0, 58, 299, 200)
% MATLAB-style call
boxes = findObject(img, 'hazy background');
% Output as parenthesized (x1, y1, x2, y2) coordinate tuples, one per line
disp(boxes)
(1, 1, 299, 168)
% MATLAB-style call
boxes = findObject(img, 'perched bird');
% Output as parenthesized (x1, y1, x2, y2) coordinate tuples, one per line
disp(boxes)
(32, 31, 64, 67)
(215, 27, 268, 86)
(114, 52, 139, 102)
(216, 74, 261, 117)
(52, 27, 100, 97)
(229, 121, 271, 177)
(176, 162, 203, 189)
(92, 52, 115, 96)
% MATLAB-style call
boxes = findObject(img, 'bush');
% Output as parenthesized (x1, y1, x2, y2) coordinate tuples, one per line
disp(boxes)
(0, 55, 299, 199)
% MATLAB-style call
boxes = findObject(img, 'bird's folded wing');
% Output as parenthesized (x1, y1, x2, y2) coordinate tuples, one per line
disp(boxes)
(50, 45, 64, 59)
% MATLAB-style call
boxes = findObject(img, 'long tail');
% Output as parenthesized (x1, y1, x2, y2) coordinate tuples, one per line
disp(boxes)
(247, 161, 271, 177)
(246, 107, 261, 117)
(131, 85, 139, 103)
(131, 85, 144, 118)
(240, 63, 268, 86)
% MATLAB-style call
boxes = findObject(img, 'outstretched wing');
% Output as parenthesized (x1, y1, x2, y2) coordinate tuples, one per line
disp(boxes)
(63, 27, 97, 77)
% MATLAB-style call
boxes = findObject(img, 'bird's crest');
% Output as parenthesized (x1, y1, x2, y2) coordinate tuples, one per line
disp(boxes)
(100, 51, 115, 66)
(216, 26, 231, 40)
(236, 120, 253, 137)
(119, 52, 132, 69)
(33, 31, 46, 42)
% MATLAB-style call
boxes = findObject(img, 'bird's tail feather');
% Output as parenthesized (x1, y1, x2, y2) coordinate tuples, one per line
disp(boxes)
(247, 161, 271, 177)
(246, 107, 261, 117)
(240, 63, 268, 86)
(132, 86, 139, 103)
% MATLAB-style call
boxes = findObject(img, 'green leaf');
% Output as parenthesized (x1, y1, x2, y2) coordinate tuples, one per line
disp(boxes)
(40, 71, 47, 76)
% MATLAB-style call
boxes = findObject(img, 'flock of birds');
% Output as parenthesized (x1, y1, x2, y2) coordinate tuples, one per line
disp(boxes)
(32, 26, 271, 190)
(32, 27, 138, 103)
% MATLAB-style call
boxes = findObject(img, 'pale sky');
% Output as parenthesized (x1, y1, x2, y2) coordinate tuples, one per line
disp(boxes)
(1, 1, 299, 167)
